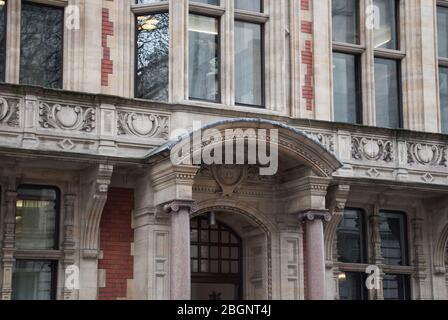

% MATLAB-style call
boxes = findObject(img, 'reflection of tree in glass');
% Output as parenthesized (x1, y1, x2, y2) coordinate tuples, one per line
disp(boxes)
(19, 3, 63, 89)
(136, 13, 169, 101)
(0, 4, 6, 81)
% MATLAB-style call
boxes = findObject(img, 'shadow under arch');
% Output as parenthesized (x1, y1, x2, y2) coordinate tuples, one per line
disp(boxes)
(192, 198, 277, 300)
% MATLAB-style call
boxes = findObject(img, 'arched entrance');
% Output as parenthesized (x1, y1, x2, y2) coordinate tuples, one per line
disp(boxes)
(190, 215, 242, 300)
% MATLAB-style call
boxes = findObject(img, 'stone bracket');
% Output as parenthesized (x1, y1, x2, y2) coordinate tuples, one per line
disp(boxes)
(80, 164, 113, 259)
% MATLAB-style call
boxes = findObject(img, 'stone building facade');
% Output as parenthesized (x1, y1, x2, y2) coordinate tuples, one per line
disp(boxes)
(0, 0, 447, 300)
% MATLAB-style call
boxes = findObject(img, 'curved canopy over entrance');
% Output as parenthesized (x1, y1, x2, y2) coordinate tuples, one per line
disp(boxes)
(145, 118, 343, 177)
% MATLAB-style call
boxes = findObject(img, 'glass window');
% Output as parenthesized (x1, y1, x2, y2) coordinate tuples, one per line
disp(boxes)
(136, 13, 169, 101)
(20, 2, 64, 89)
(332, 0, 359, 44)
(339, 272, 367, 300)
(375, 58, 401, 128)
(15, 186, 59, 250)
(337, 209, 365, 263)
(439, 66, 448, 134)
(235, 21, 263, 106)
(12, 260, 56, 300)
(379, 211, 408, 266)
(333, 52, 361, 124)
(383, 274, 411, 300)
(189, 14, 220, 102)
(235, 0, 262, 12)
(373, 0, 398, 50)
(0, 0, 6, 82)
(191, 0, 220, 5)
(438, 6, 448, 58)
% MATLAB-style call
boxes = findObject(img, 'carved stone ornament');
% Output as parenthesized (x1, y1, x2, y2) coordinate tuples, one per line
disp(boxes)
(117, 111, 169, 139)
(0, 97, 20, 127)
(407, 142, 447, 167)
(39, 102, 96, 132)
(352, 136, 394, 162)
(163, 200, 197, 214)
(211, 165, 248, 197)
(306, 131, 335, 153)
(299, 210, 332, 222)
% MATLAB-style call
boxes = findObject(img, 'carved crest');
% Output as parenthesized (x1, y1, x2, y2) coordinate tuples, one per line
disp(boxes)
(211, 165, 247, 197)
(352, 137, 393, 162)
(39, 102, 96, 132)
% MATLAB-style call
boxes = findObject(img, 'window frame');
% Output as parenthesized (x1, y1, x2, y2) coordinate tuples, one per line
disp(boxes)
(133, 9, 170, 101)
(187, 12, 222, 104)
(19, 0, 65, 89)
(336, 207, 413, 300)
(12, 184, 62, 301)
(436, 1, 448, 134)
(234, 18, 266, 108)
(0, 0, 8, 82)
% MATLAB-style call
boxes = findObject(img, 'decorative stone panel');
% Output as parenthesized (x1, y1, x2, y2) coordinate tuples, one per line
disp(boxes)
(39, 102, 96, 132)
(0, 96, 20, 127)
(407, 142, 447, 167)
(352, 136, 394, 162)
(117, 111, 169, 139)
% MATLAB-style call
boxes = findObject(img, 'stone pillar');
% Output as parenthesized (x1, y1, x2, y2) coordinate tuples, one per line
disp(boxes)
(164, 200, 196, 300)
(301, 210, 331, 300)
(1, 190, 17, 300)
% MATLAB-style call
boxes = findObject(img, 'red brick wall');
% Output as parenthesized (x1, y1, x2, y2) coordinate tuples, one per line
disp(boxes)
(101, 5, 114, 87)
(301, 0, 314, 111)
(98, 188, 134, 300)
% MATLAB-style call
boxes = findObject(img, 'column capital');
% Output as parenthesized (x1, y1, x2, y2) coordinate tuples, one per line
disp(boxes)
(163, 200, 197, 214)
(299, 209, 332, 222)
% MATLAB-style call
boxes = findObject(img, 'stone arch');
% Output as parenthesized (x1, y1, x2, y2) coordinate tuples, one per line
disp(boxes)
(145, 118, 343, 177)
(192, 199, 277, 299)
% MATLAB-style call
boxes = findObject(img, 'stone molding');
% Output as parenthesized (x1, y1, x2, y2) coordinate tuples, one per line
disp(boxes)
(81, 164, 113, 259)
(298, 209, 332, 222)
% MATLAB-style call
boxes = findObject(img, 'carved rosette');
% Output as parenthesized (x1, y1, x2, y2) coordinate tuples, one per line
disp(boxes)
(39, 102, 96, 132)
(407, 142, 447, 167)
(352, 136, 394, 162)
(0, 97, 20, 127)
(117, 111, 169, 139)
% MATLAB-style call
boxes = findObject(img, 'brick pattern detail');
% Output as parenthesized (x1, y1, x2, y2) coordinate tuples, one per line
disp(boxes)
(98, 188, 134, 300)
(101, 7, 114, 87)
(300, 0, 314, 111)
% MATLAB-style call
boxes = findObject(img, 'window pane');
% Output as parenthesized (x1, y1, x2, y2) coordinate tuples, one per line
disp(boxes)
(375, 58, 401, 128)
(333, 52, 360, 124)
(189, 14, 220, 102)
(136, 13, 169, 101)
(20, 2, 64, 89)
(438, 7, 448, 58)
(439, 67, 448, 134)
(0, 1, 6, 82)
(16, 187, 58, 250)
(191, 0, 220, 5)
(235, 0, 262, 12)
(332, 0, 359, 44)
(339, 272, 367, 300)
(337, 209, 365, 263)
(383, 274, 411, 300)
(12, 260, 55, 300)
(235, 21, 263, 106)
(379, 211, 408, 266)
(374, 0, 398, 49)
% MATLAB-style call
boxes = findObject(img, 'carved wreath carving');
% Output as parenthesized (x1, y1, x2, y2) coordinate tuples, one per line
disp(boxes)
(407, 142, 447, 167)
(39, 102, 96, 132)
(117, 111, 169, 139)
(0, 97, 20, 127)
(352, 137, 394, 162)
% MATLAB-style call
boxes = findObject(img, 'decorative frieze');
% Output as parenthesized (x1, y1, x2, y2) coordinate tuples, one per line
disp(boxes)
(407, 142, 447, 167)
(39, 102, 96, 132)
(117, 111, 169, 139)
(0, 97, 20, 127)
(352, 136, 394, 162)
